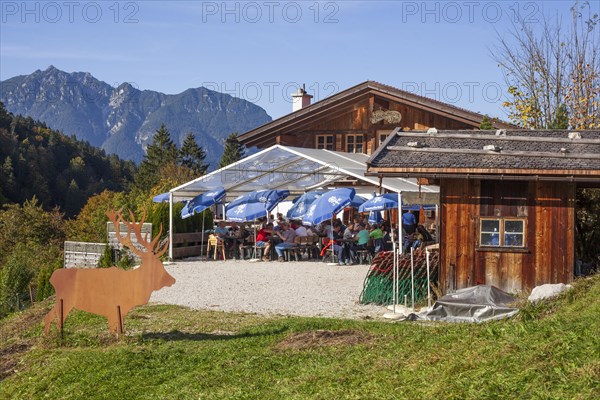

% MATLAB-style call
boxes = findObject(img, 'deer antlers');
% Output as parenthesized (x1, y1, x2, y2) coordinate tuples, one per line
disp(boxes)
(105, 209, 169, 257)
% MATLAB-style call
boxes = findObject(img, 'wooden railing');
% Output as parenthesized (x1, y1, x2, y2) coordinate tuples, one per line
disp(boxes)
(172, 232, 210, 259)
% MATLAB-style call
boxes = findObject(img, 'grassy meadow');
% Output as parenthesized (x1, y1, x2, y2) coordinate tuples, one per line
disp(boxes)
(1, 275, 599, 399)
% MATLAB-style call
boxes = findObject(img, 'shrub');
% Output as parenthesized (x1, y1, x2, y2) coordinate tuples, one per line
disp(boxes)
(0, 244, 35, 314)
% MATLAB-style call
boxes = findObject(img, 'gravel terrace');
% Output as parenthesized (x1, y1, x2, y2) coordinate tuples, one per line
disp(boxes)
(150, 259, 388, 319)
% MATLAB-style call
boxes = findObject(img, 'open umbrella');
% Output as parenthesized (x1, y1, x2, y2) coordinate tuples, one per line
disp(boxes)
(225, 190, 290, 222)
(302, 188, 357, 226)
(368, 210, 384, 224)
(180, 187, 226, 260)
(153, 192, 171, 203)
(350, 195, 367, 208)
(181, 187, 226, 219)
(286, 191, 324, 220)
(358, 193, 399, 212)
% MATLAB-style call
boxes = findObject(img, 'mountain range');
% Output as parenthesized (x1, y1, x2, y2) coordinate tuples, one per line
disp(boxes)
(0, 66, 272, 167)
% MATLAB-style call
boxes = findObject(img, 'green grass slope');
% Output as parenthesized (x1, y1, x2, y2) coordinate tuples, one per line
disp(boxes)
(1, 276, 599, 399)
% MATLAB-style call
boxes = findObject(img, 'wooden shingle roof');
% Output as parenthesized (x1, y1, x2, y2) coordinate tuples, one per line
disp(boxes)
(367, 129, 600, 181)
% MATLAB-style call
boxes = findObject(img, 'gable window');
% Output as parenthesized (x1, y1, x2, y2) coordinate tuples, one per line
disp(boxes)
(346, 134, 364, 153)
(377, 130, 393, 147)
(316, 135, 334, 150)
(480, 218, 526, 247)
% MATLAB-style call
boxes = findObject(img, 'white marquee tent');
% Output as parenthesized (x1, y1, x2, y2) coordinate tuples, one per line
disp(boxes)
(166, 145, 439, 258)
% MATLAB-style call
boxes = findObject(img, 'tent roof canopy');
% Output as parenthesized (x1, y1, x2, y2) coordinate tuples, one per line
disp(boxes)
(170, 145, 438, 202)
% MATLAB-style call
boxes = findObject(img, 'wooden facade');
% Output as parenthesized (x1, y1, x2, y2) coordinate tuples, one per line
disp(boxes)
(440, 179, 575, 293)
(239, 81, 514, 152)
(366, 129, 600, 294)
(276, 99, 476, 155)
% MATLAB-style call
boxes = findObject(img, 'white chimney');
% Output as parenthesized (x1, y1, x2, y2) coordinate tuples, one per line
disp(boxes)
(291, 84, 313, 112)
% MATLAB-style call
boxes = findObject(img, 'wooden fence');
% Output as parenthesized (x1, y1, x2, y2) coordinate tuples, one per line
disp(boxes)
(172, 232, 210, 259)
(107, 221, 152, 262)
(64, 241, 106, 269)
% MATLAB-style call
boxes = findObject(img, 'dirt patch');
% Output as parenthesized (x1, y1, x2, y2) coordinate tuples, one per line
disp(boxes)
(0, 342, 31, 381)
(274, 329, 374, 351)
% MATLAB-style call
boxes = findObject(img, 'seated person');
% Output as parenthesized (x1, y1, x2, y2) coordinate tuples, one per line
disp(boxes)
(403, 225, 433, 252)
(276, 213, 285, 225)
(214, 221, 228, 240)
(274, 222, 297, 261)
(235, 224, 251, 256)
(272, 221, 284, 232)
(294, 222, 309, 237)
(329, 223, 348, 265)
(416, 224, 433, 243)
(382, 228, 393, 251)
(355, 224, 370, 249)
(339, 222, 356, 265)
(256, 223, 273, 260)
(369, 224, 385, 253)
(369, 224, 384, 240)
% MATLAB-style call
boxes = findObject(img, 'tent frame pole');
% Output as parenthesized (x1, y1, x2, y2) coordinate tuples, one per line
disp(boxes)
(200, 212, 205, 261)
(169, 192, 173, 260)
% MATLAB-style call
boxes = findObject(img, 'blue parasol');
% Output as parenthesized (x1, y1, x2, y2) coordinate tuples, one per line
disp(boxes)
(181, 187, 226, 219)
(286, 191, 324, 219)
(225, 190, 290, 222)
(153, 192, 171, 203)
(358, 193, 399, 212)
(368, 210, 384, 224)
(302, 188, 357, 226)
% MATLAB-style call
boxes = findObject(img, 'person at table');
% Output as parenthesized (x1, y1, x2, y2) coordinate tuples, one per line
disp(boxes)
(276, 213, 285, 225)
(356, 223, 369, 249)
(382, 225, 393, 251)
(369, 223, 385, 253)
(273, 220, 284, 232)
(341, 222, 357, 264)
(214, 221, 228, 240)
(274, 222, 297, 261)
(256, 223, 273, 261)
(234, 224, 251, 254)
(402, 210, 417, 235)
(228, 221, 239, 235)
(294, 222, 309, 237)
(329, 223, 348, 265)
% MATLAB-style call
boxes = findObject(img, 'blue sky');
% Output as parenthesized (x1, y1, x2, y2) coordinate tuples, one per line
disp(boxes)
(0, 1, 587, 120)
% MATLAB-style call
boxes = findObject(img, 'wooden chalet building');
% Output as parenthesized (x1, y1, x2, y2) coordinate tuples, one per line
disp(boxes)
(238, 81, 514, 154)
(367, 128, 600, 294)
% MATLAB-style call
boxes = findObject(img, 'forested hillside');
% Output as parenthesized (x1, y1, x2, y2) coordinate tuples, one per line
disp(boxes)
(0, 102, 136, 217)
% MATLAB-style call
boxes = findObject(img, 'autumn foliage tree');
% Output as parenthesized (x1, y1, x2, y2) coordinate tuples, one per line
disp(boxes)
(494, 1, 600, 263)
(494, 1, 599, 129)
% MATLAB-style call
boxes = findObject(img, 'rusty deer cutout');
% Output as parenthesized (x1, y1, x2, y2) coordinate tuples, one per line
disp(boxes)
(44, 209, 176, 335)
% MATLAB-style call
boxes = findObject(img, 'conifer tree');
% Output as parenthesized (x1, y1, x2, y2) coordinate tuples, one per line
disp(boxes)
(179, 132, 208, 175)
(134, 124, 178, 191)
(218, 133, 246, 168)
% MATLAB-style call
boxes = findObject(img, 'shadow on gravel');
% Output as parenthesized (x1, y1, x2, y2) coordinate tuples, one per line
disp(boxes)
(142, 327, 286, 342)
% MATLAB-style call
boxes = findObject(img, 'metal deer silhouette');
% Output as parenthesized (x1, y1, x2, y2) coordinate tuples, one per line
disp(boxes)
(44, 209, 176, 335)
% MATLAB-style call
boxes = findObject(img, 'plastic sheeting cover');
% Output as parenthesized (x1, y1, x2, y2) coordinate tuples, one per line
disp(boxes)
(409, 285, 519, 323)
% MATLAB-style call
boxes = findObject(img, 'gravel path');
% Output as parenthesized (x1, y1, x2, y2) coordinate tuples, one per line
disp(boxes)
(150, 259, 388, 319)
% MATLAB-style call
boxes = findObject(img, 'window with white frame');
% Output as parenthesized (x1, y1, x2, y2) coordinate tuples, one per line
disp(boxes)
(480, 218, 526, 247)
(377, 130, 393, 147)
(316, 135, 334, 150)
(346, 134, 364, 153)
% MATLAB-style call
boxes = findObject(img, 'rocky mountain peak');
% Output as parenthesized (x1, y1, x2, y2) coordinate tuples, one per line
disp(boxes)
(0, 67, 271, 167)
